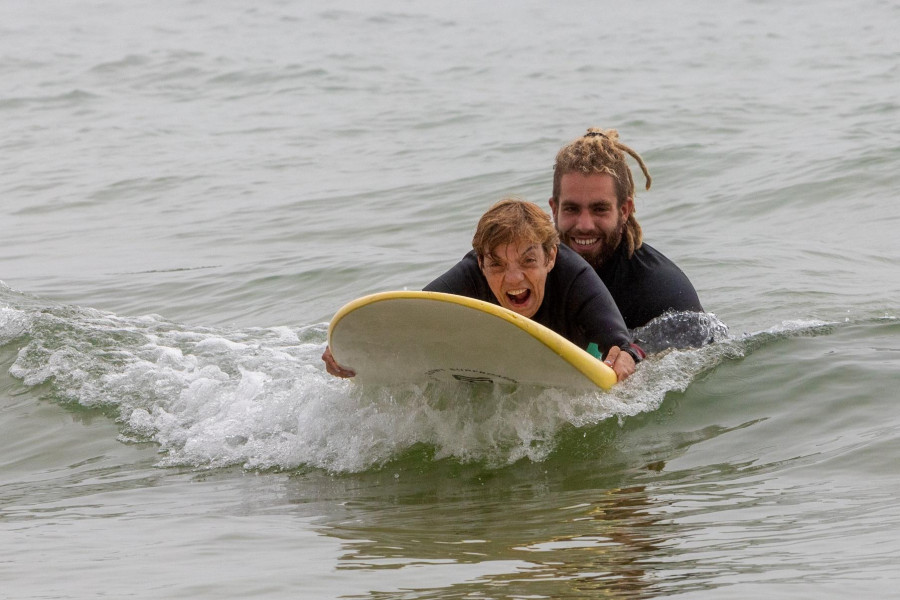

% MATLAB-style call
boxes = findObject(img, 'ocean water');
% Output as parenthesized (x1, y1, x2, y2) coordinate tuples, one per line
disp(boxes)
(2, 0, 899, 598)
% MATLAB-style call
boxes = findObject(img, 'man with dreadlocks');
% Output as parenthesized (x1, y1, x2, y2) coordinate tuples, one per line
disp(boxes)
(549, 128, 705, 341)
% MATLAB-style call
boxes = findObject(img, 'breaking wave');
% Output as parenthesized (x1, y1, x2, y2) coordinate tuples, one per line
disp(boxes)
(1, 285, 831, 473)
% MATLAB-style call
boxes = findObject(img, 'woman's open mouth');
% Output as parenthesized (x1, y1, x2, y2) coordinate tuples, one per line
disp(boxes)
(506, 288, 531, 307)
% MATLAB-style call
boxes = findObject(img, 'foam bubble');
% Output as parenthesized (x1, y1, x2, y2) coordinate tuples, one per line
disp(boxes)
(1, 305, 32, 345)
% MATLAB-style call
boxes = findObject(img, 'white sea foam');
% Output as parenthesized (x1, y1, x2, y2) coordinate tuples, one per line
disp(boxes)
(1, 306, 32, 345)
(2, 298, 842, 473)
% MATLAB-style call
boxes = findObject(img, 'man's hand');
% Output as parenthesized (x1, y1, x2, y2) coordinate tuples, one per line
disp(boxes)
(603, 346, 635, 382)
(322, 346, 356, 378)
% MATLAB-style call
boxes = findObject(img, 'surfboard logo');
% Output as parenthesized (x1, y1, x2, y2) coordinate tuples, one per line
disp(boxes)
(451, 374, 496, 384)
(425, 368, 518, 385)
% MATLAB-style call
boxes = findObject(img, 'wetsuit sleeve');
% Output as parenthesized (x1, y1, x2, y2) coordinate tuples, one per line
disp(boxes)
(608, 244, 704, 328)
(423, 267, 467, 294)
(423, 251, 492, 300)
(642, 266, 703, 316)
(568, 268, 638, 359)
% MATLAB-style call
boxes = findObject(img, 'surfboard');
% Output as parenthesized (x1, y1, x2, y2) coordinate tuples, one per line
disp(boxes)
(327, 291, 617, 391)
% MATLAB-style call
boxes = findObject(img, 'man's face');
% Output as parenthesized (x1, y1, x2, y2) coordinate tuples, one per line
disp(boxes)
(549, 172, 632, 269)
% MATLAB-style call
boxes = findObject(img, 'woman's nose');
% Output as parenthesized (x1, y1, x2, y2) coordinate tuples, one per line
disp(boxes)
(504, 266, 524, 283)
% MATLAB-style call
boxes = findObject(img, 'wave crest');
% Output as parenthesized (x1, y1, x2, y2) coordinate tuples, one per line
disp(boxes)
(1, 292, 838, 473)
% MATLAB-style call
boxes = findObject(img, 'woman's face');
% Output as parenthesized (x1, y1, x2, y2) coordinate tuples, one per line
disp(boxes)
(479, 241, 557, 318)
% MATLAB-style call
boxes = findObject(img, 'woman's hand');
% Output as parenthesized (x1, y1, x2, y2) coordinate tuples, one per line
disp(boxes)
(603, 346, 635, 382)
(322, 346, 356, 378)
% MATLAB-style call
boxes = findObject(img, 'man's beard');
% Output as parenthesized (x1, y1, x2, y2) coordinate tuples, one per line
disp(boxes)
(562, 221, 624, 270)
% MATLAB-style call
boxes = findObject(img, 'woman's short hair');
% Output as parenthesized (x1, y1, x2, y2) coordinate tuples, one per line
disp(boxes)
(472, 198, 559, 263)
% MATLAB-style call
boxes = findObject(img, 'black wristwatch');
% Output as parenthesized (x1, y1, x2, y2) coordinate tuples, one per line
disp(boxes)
(623, 343, 646, 364)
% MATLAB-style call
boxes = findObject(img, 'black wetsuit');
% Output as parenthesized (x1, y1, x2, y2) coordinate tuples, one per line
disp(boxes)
(596, 242, 704, 330)
(424, 244, 641, 360)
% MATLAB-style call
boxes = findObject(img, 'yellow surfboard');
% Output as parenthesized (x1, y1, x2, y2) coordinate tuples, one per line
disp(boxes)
(328, 291, 617, 391)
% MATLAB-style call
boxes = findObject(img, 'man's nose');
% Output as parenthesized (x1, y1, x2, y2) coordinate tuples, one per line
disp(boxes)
(576, 210, 594, 231)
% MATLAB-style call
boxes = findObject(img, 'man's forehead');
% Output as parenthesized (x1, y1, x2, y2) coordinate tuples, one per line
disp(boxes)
(559, 172, 617, 196)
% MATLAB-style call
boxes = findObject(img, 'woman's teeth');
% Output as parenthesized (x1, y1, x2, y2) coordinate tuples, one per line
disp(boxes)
(507, 289, 530, 303)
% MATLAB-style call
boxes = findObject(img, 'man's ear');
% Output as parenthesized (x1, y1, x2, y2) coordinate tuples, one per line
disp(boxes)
(620, 196, 635, 222)
(548, 197, 559, 222)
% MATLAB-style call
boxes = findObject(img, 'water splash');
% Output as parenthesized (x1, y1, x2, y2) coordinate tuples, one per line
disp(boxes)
(0, 289, 836, 473)
(632, 310, 731, 354)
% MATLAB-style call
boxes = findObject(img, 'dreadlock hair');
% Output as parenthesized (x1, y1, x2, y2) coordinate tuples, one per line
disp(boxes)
(551, 128, 652, 258)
